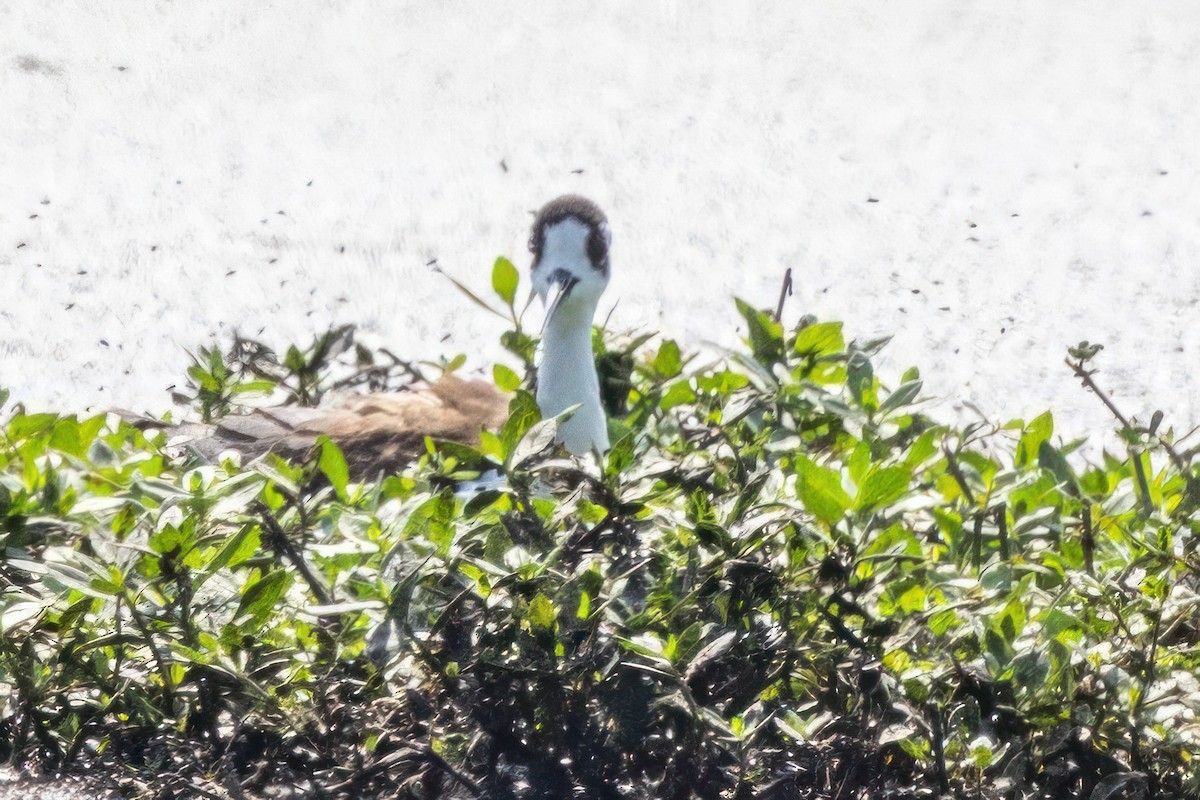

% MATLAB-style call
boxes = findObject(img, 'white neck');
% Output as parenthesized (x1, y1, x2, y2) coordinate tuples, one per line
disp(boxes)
(536, 295, 609, 455)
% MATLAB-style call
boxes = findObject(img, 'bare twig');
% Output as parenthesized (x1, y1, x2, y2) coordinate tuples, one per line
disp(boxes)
(773, 267, 793, 323)
(1081, 504, 1095, 575)
(253, 501, 334, 606)
(925, 702, 950, 795)
(942, 445, 977, 507)
(1130, 452, 1155, 517)
(1064, 357, 1134, 429)
(971, 511, 984, 571)
(994, 505, 1009, 560)
(1066, 356, 1200, 506)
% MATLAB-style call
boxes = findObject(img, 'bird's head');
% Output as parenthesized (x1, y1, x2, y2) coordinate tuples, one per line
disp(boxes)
(529, 195, 610, 325)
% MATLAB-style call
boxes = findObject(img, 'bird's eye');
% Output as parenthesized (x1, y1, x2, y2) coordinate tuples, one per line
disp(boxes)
(587, 226, 609, 262)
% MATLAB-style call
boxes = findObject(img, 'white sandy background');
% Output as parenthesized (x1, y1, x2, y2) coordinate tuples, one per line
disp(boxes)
(2, 1, 1198, 452)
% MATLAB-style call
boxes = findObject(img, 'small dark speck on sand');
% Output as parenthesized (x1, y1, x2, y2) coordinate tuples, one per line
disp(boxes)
(1141, 210, 1153, 217)
(268, 258, 277, 264)
(29, 214, 37, 219)
(571, 168, 585, 174)
(65, 303, 75, 310)
(150, 245, 158, 251)
(277, 210, 286, 215)
(306, 180, 313, 186)
(500, 159, 508, 172)
(16, 243, 25, 248)
(77, 269, 87, 275)
(867, 197, 879, 203)
(116, 65, 127, 71)
(40, 198, 50, 205)
(911, 288, 920, 294)
(100, 339, 109, 347)
(226, 270, 236, 277)
(1159, 169, 1169, 176)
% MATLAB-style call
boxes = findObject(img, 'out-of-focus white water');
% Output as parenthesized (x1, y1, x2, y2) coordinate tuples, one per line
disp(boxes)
(2, 2, 1197, 454)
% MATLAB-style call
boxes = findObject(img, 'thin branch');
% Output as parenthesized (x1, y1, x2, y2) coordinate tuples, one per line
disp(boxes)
(1130, 451, 1155, 517)
(994, 505, 1009, 560)
(1064, 358, 1134, 429)
(773, 267, 793, 323)
(253, 501, 334, 606)
(925, 702, 950, 795)
(942, 445, 977, 507)
(1081, 504, 1095, 575)
(1066, 357, 1200, 504)
(971, 511, 984, 571)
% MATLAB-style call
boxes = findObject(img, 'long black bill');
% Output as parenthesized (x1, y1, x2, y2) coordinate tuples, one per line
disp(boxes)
(540, 268, 579, 334)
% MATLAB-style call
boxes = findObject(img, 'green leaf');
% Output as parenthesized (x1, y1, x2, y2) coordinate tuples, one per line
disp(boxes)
(847, 350, 875, 408)
(206, 524, 261, 575)
(660, 380, 696, 410)
(793, 321, 845, 358)
(904, 428, 939, 468)
(403, 491, 458, 554)
(48, 417, 83, 458)
(528, 593, 557, 631)
(492, 364, 522, 393)
(1037, 440, 1080, 497)
(653, 340, 683, 378)
(511, 418, 560, 467)
(879, 380, 923, 416)
(856, 466, 912, 511)
(795, 456, 852, 525)
(1016, 411, 1054, 467)
(317, 436, 350, 500)
(500, 390, 541, 459)
(237, 570, 291, 628)
(990, 597, 1027, 644)
(491, 256, 519, 306)
(7, 412, 58, 440)
(898, 584, 927, 613)
(736, 298, 785, 367)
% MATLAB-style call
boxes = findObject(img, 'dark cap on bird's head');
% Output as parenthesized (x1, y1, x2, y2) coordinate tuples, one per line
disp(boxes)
(529, 195, 610, 276)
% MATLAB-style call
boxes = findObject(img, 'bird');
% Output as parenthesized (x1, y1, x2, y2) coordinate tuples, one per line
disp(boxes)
(528, 194, 611, 457)
(170, 194, 613, 476)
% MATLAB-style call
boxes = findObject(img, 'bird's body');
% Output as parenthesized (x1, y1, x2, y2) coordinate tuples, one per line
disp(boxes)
(177, 195, 612, 473)
(175, 375, 509, 477)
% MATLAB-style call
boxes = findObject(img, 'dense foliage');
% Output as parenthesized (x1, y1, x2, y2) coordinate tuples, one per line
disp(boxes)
(2, 261, 1198, 798)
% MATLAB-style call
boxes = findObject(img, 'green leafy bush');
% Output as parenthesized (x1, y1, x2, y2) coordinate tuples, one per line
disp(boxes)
(1, 265, 1198, 798)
